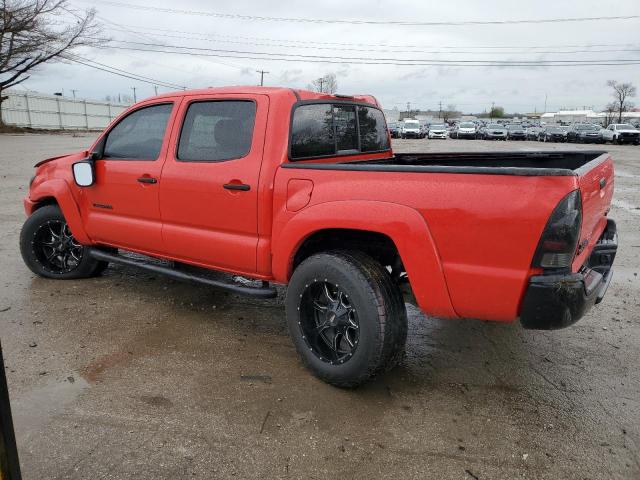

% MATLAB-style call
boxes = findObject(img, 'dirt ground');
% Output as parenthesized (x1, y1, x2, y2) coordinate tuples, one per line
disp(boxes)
(1, 133, 639, 479)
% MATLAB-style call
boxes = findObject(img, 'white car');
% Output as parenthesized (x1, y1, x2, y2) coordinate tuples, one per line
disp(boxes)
(401, 120, 422, 139)
(428, 124, 448, 139)
(601, 123, 640, 145)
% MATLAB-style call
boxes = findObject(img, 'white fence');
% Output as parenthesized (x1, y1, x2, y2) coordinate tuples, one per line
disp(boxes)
(1, 90, 130, 130)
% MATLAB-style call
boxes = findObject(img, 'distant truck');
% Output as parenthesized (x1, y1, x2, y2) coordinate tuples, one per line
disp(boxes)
(400, 119, 422, 138)
(20, 86, 617, 387)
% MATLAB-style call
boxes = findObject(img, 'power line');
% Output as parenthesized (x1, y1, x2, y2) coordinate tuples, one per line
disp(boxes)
(95, 44, 640, 67)
(94, 40, 640, 66)
(99, 27, 640, 55)
(79, 1, 640, 26)
(62, 53, 188, 90)
(109, 24, 640, 51)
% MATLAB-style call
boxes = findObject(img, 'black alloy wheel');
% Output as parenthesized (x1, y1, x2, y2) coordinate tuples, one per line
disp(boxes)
(298, 281, 360, 365)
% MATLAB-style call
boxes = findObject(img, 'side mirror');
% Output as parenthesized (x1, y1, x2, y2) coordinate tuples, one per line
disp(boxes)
(72, 161, 95, 187)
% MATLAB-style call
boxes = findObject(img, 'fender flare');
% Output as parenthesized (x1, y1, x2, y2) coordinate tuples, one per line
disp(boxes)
(28, 179, 91, 244)
(272, 200, 457, 318)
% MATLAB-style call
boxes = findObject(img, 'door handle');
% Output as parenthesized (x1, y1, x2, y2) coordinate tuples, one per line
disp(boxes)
(137, 177, 158, 184)
(223, 183, 250, 191)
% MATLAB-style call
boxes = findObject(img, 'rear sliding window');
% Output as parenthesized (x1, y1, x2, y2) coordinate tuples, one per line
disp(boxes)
(290, 103, 390, 160)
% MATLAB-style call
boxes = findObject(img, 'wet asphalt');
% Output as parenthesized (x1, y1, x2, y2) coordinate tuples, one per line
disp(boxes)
(1, 133, 639, 479)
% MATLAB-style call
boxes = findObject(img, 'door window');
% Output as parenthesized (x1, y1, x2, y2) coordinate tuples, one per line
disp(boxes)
(103, 103, 173, 160)
(177, 101, 256, 162)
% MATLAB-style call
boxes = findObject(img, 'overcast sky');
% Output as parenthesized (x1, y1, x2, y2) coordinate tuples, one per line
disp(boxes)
(21, 0, 640, 113)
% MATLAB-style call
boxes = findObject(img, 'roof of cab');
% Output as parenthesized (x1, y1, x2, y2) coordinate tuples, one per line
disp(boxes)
(149, 86, 380, 107)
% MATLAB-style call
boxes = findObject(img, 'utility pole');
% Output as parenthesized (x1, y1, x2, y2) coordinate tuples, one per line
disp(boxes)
(131, 87, 137, 103)
(438, 100, 442, 120)
(318, 77, 324, 93)
(406, 102, 411, 116)
(544, 93, 548, 113)
(490, 101, 495, 120)
(70, 89, 78, 99)
(154, 85, 158, 96)
(256, 70, 269, 86)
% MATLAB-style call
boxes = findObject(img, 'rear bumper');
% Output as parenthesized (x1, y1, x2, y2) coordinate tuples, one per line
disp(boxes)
(520, 219, 617, 330)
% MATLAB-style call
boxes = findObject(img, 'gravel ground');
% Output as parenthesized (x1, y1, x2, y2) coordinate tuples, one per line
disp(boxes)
(1, 133, 639, 479)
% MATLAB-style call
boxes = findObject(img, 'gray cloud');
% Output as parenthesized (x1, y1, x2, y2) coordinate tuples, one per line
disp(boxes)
(20, 0, 640, 113)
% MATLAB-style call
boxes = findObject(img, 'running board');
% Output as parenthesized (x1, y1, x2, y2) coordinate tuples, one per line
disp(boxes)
(89, 250, 278, 298)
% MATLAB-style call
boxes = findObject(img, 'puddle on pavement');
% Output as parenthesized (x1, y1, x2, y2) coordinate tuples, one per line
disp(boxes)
(13, 375, 89, 437)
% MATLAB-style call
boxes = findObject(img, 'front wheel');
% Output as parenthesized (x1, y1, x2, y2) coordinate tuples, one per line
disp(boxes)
(20, 205, 107, 279)
(285, 251, 407, 388)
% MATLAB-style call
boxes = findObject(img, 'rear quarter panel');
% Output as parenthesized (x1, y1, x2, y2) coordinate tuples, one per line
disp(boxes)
(273, 167, 578, 321)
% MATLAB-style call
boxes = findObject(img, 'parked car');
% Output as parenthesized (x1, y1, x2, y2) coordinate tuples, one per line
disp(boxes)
(482, 123, 508, 140)
(388, 122, 402, 139)
(601, 123, 640, 145)
(427, 123, 448, 139)
(506, 124, 526, 140)
(526, 127, 542, 141)
(567, 123, 604, 144)
(453, 121, 477, 139)
(19, 86, 618, 387)
(401, 119, 422, 139)
(539, 126, 568, 143)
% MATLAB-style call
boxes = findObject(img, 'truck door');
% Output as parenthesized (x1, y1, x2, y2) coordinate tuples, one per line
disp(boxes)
(80, 101, 176, 253)
(159, 94, 268, 274)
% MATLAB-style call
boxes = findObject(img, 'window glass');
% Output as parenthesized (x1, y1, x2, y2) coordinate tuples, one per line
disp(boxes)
(290, 104, 334, 158)
(334, 105, 358, 151)
(178, 101, 256, 162)
(358, 106, 390, 151)
(104, 103, 172, 160)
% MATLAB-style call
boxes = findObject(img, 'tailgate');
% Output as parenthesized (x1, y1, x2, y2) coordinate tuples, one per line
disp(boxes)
(572, 153, 614, 271)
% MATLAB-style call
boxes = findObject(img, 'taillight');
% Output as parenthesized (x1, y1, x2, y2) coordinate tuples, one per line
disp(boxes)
(532, 190, 582, 270)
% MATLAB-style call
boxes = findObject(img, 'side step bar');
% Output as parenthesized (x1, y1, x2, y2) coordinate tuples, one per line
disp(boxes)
(89, 250, 278, 299)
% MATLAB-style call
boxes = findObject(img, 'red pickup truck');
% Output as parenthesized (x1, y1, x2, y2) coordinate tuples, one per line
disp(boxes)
(20, 87, 617, 387)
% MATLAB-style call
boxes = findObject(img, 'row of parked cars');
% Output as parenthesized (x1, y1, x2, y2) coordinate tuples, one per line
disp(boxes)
(388, 120, 640, 145)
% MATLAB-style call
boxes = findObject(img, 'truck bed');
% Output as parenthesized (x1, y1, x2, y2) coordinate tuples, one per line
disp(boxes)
(286, 151, 606, 177)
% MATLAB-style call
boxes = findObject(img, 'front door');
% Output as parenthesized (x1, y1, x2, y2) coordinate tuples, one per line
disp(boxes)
(159, 94, 267, 274)
(80, 102, 177, 254)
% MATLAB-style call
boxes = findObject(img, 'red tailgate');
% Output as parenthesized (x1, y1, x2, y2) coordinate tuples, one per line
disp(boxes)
(572, 153, 614, 271)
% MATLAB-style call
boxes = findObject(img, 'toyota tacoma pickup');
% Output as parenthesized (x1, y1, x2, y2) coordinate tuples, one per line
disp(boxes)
(20, 87, 618, 387)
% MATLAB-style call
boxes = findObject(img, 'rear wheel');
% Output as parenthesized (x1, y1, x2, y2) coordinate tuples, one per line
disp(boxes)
(20, 205, 107, 279)
(285, 251, 407, 388)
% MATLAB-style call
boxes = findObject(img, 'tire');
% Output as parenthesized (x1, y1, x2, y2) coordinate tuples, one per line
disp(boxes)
(20, 205, 106, 279)
(285, 251, 407, 388)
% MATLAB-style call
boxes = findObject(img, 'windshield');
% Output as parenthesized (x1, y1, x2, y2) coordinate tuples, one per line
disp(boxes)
(508, 125, 523, 130)
(616, 124, 635, 129)
(488, 124, 503, 129)
(404, 121, 419, 127)
(431, 124, 446, 129)
(548, 127, 564, 133)
(576, 124, 599, 130)
(459, 122, 474, 128)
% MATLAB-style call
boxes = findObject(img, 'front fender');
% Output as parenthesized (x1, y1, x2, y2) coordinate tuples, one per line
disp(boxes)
(272, 200, 458, 318)
(27, 179, 91, 244)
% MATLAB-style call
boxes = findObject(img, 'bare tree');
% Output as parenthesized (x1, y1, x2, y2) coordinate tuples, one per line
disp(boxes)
(307, 73, 338, 94)
(603, 102, 618, 127)
(0, 0, 100, 124)
(442, 104, 458, 123)
(607, 80, 636, 123)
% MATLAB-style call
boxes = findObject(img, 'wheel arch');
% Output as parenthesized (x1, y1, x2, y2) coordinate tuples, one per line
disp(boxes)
(28, 179, 91, 244)
(272, 200, 457, 318)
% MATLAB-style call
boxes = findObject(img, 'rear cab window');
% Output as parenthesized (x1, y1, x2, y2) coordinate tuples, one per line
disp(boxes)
(290, 102, 390, 160)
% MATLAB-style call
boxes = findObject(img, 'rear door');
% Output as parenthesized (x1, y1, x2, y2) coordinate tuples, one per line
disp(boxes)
(81, 101, 176, 253)
(158, 94, 268, 274)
